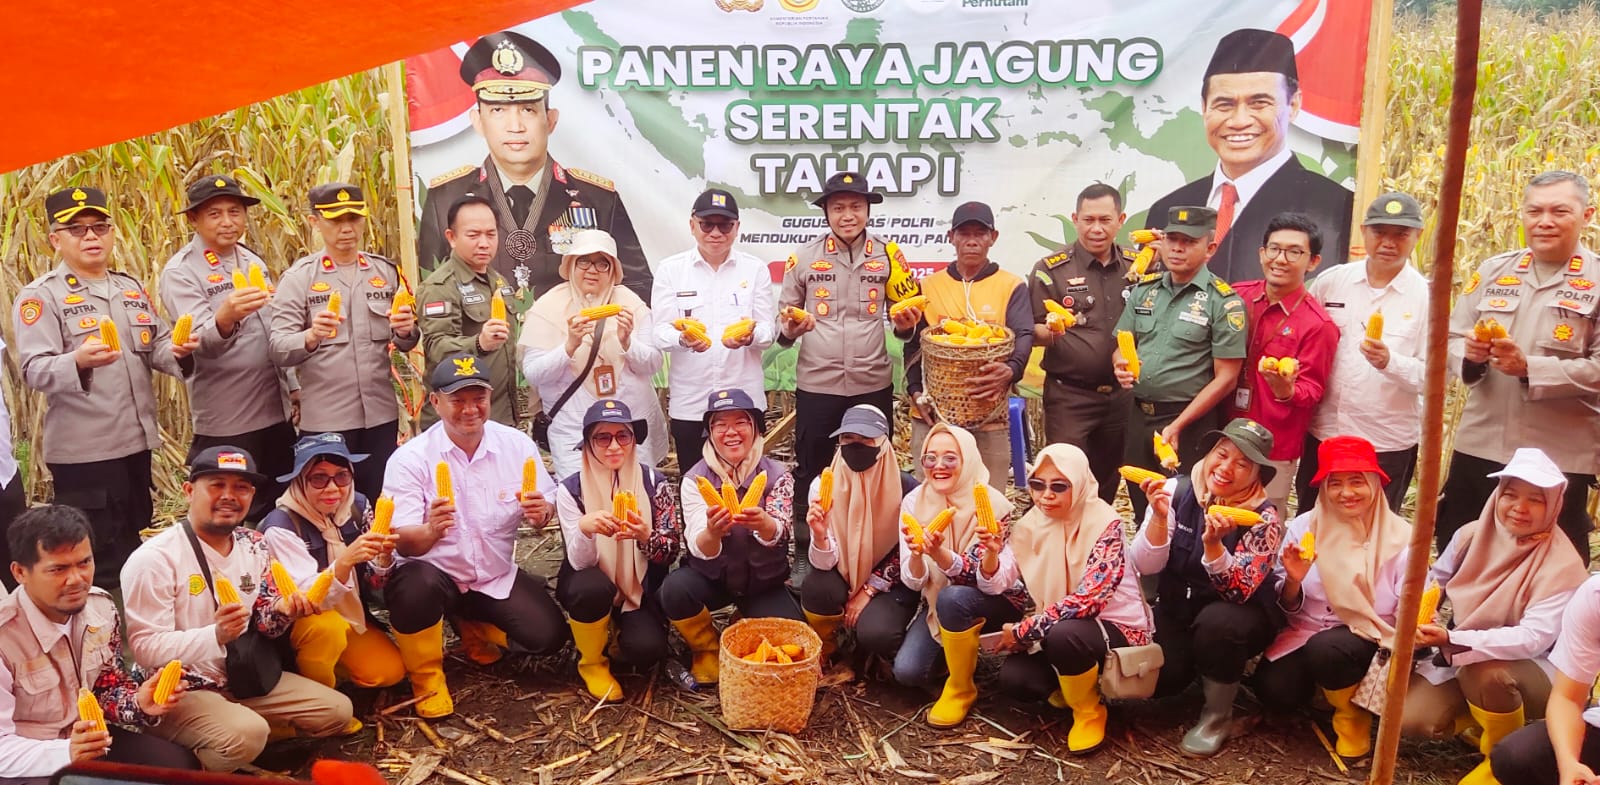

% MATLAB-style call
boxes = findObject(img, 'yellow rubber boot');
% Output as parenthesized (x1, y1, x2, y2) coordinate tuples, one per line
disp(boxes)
(453, 618, 508, 665)
(926, 624, 983, 728)
(804, 610, 844, 660)
(394, 621, 454, 718)
(290, 610, 351, 689)
(670, 609, 722, 685)
(1457, 761, 1501, 785)
(570, 617, 624, 702)
(1323, 685, 1373, 758)
(1058, 667, 1109, 754)
(1468, 702, 1524, 755)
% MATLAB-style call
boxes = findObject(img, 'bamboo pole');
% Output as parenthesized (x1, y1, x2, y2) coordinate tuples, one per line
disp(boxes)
(384, 61, 418, 285)
(1352, 0, 1398, 258)
(1367, 1, 1482, 783)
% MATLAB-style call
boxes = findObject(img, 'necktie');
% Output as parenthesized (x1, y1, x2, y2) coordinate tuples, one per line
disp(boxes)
(507, 185, 533, 226)
(1215, 182, 1238, 243)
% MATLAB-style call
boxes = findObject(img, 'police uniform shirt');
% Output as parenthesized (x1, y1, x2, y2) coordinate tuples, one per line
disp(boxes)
(416, 256, 519, 427)
(1112, 266, 1248, 402)
(267, 251, 418, 433)
(778, 232, 896, 397)
(1030, 242, 1134, 388)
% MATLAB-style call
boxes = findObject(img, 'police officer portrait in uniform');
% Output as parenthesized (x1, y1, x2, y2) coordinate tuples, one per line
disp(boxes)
(1029, 183, 1136, 502)
(416, 30, 652, 309)
(12, 186, 199, 589)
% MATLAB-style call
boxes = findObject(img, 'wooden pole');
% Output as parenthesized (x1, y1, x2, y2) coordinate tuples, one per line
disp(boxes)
(384, 60, 419, 286)
(1367, 1, 1482, 783)
(1352, 0, 1398, 258)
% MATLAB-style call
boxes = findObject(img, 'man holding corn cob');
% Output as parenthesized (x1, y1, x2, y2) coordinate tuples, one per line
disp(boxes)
(161, 174, 298, 521)
(1440, 170, 1600, 562)
(14, 186, 200, 590)
(0, 506, 199, 779)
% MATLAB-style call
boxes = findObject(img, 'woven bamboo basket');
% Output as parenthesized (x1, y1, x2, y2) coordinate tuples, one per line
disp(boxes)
(718, 618, 823, 733)
(920, 326, 1015, 427)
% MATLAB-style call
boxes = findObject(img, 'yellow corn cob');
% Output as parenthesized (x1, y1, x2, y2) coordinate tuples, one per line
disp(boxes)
(782, 306, 809, 321)
(722, 318, 756, 342)
(171, 313, 194, 346)
(1046, 310, 1077, 333)
(901, 512, 926, 547)
(490, 289, 507, 321)
(673, 317, 706, 333)
(214, 575, 242, 605)
(326, 291, 341, 316)
(1117, 331, 1140, 380)
(247, 263, 268, 291)
(941, 319, 970, 336)
(695, 475, 724, 510)
(1130, 246, 1157, 278)
(968, 323, 996, 341)
(389, 286, 414, 315)
(1044, 299, 1074, 319)
(97, 318, 121, 352)
(721, 481, 741, 515)
(1277, 357, 1299, 377)
(1259, 356, 1279, 374)
(1473, 317, 1507, 342)
(773, 645, 793, 664)
(1299, 531, 1317, 563)
(926, 507, 956, 536)
(973, 484, 999, 535)
(740, 472, 768, 510)
(1130, 229, 1160, 245)
(988, 336, 1007, 345)
(612, 492, 629, 519)
(305, 571, 334, 606)
(1154, 432, 1180, 471)
(888, 294, 928, 316)
(521, 457, 539, 500)
(817, 468, 834, 512)
(580, 303, 624, 320)
(1366, 312, 1384, 341)
(1118, 466, 1167, 486)
(77, 688, 106, 733)
(435, 462, 453, 502)
(779, 643, 805, 659)
(1208, 505, 1264, 526)
(231, 269, 249, 290)
(370, 496, 394, 537)
(746, 639, 774, 663)
(1418, 583, 1442, 626)
(152, 660, 183, 705)
(681, 324, 711, 345)
(269, 560, 298, 596)
(924, 333, 952, 345)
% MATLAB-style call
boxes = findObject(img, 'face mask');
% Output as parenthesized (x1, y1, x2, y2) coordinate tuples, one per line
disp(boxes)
(840, 442, 881, 473)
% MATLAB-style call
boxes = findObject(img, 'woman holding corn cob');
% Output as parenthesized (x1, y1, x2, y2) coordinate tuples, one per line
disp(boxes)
(520, 229, 666, 480)
(1127, 417, 1283, 757)
(1397, 448, 1587, 785)
(258, 434, 405, 693)
(1253, 435, 1412, 760)
(553, 400, 682, 702)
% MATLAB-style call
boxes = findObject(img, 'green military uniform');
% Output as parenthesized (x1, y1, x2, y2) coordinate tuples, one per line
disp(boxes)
(416, 256, 520, 427)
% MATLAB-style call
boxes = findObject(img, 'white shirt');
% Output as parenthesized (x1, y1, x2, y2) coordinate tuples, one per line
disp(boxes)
(1549, 574, 1600, 728)
(1207, 146, 1293, 217)
(0, 339, 15, 488)
(384, 421, 554, 600)
(1307, 259, 1430, 450)
(649, 247, 776, 420)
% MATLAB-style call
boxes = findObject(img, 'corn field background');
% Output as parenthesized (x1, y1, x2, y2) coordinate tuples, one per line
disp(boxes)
(2, 8, 1599, 510)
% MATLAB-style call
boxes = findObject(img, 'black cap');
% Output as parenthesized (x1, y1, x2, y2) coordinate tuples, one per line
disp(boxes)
(459, 31, 562, 103)
(693, 189, 739, 220)
(579, 399, 648, 449)
(308, 183, 368, 219)
(1163, 206, 1218, 238)
(430, 352, 495, 393)
(45, 186, 110, 227)
(951, 201, 995, 230)
(1362, 192, 1424, 229)
(189, 445, 269, 486)
(1199, 418, 1277, 484)
(182, 175, 260, 213)
(1204, 29, 1299, 84)
(702, 388, 765, 433)
(829, 404, 890, 439)
(811, 171, 883, 207)
(277, 433, 369, 483)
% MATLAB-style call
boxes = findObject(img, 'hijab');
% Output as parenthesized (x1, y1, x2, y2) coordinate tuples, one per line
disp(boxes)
(826, 435, 903, 592)
(1011, 444, 1119, 606)
(1446, 473, 1588, 632)
(577, 429, 653, 611)
(914, 423, 1014, 634)
(1306, 471, 1411, 646)
(1189, 439, 1269, 511)
(276, 457, 356, 563)
(519, 241, 647, 398)
(701, 410, 767, 489)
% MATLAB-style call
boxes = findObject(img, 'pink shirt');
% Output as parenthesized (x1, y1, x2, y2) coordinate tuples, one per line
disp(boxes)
(1549, 574, 1600, 728)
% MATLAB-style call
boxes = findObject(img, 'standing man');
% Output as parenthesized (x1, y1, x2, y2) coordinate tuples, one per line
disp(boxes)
(651, 188, 775, 463)
(1297, 193, 1429, 512)
(1030, 183, 1136, 502)
(1226, 212, 1338, 514)
(160, 175, 297, 519)
(268, 183, 418, 502)
(0, 336, 24, 592)
(417, 194, 518, 428)
(13, 186, 199, 590)
(1440, 170, 1600, 561)
(417, 30, 651, 305)
(1113, 206, 1246, 517)
(905, 201, 1032, 486)
(778, 172, 919, 543)
(1145, 28, 1354, 282)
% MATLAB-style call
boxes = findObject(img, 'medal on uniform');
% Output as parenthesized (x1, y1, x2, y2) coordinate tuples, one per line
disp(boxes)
(506, 229, 536, 262)
(548, 221, 576, 254)
(594, 363, 616, 396)
(514, 264, 532, 297)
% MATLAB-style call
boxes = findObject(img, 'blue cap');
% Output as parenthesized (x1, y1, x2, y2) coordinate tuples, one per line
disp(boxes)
(702, 388, 764, 432)
(277, 433, 368, 482)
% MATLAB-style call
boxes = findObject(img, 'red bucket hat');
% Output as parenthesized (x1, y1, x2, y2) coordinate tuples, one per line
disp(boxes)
(1311, 435, 1390, 487)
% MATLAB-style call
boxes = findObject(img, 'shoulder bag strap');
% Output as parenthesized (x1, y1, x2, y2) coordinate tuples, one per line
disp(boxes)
(180, 521, 221, 611)
(549, 317, 608, 419)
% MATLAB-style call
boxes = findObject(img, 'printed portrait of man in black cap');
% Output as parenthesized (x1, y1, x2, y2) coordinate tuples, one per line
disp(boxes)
(1144, 28, 1354, 283)
(416, 30, 653, 310)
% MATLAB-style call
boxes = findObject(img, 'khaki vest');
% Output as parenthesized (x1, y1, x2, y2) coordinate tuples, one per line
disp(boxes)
(0, 589, 120, 739)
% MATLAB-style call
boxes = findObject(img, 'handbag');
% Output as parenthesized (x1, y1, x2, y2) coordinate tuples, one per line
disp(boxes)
(1352, 647, 1394, 714)
(531, 318, 607, 450)
(1097, 579, 1165, 701)
(181, 521, 283, 699)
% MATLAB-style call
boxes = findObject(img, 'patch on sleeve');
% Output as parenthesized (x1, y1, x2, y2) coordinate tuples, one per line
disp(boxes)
(1227, 312, 1246, 332)
(17, 298, 43, 326)
(1034, 269, 1053, 286)
(424, 301, 449, 317)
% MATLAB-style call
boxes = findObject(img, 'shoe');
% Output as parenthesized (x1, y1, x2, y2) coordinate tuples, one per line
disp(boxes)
(1322, 685, 1372, 758)
(394, 621, 454, 718)
(1180, 678, 1240, 757)
(670, 609, 722, 685)
(804, 610, 844, 660)
(1057, 667, 1108, 754)
(1467, 702, 1524, 756)
(1457, 760, 1501, 785)
(453, 618, 508, 665)
(339, 718, 365, 735)
(570, 617, 624, 702)
(926, 623, 983, 728)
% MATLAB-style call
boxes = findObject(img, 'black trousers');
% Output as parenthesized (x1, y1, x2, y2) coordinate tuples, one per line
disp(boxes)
(1491, 718, 1600, 785)
(798, 567, 923, 654)
(669, 418, 706, 472)
(1251, 625, 1378, 713)
(384, 560, 568, 654)
(0, 470, 28, 592)
(1153, 596, 1280, 695)
(657, 566, 803, 622)
(49, 451, 152, 591)
(1438, 451, 1593, 564)
(189, 420, 297, 523)
(0, 725, 204, 784)
(555, 562, 671, 667)
(303, 420, 399, 505)
(997, 619, 1130, 700)
(1296, 434, 1417, 515)
(791, 386, 894, 544)
(1123, 400, 1223, 520)
(1043, 378, 1131, 504)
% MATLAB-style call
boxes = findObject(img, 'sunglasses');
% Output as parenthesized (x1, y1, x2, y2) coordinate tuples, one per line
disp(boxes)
(1027, 478, 1072, 495)
(59, 222, 114, 238)
(697, 219, 736, 235)
(920, 453, 961, 471)
(306, 471, 354, 490)
(590, 430, 636, 448)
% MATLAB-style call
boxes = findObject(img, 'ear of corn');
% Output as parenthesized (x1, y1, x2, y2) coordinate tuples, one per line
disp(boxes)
(269, 559, 298, 596)
(1259, 356, 1280, 373)
(1208, 505, 1264, 526)
(1118, 466, 1167, 485)
(940, 319, 970, 336)
(741, 638, 807, 664)
(902, 511, 925, 547)
(1130, 246, 1157, 278)
(681, 324, 711, 345)
(370, 495, 394, 537)
(171, 313, 194, 346)
(1117, 331, 1140, 380)
(247, 263, 268, 291)
(973, 484, 998, 535)
(888, 294, 928, 316)
(1299, 531, 1317, 563)
(77, 688, 106, 732)
(152, 660, 183, 705)
(490, 289, 507, 321)
(1473, 317, 1507, 341)
(580, 303, 624, 320)
(740, 472, 768, 510)
(1130, 229, 1160, 245)
(1153, 432, 1180, 471)
(390, 286, 415, 315)
(305, 570, 335, 606)
(1366, 312, 1384, 340)
(673, 317, 706, 333)
(721, 318, 756, 342)
(232, 269, 250, 290)
(817, 468, 834, 512)
(782, 306, 810, 321)
(612, 491, 629, 519)
(521, 457, 539, 499)
(1277, 357, 1299, 377)
(1418, 582, 1442, 626)
(435, 462, 453, 501)
(695, 476, 725, 510)
(214, 575, 242, 605)
(97, 318, 121, 352)
(1043, 299, 1074, 319)
(326, 291, 341, 316)
(721, 481, 741, 515)
(926, 507, 956, 536)
(1046, 310, 1076, 333)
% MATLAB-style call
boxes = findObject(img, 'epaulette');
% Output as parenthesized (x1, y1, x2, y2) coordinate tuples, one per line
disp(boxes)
(1212, 279, 1234, 296)
(1138, 272, 1161, 284)
(567, 167, 616, 191)
(429, 165, 476, 188)
(1119, 247, 1136, 261)
(1042, 250, 1070, 269)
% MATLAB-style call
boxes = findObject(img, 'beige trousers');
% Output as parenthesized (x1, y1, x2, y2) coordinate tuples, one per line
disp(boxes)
(1399, 659, 1552, 739)
(148, 672, 353, 771)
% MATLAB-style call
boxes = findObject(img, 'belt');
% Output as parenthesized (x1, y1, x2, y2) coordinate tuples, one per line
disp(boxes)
(1048, 375, 1116, 395)
(1135, 398, 1188, 416)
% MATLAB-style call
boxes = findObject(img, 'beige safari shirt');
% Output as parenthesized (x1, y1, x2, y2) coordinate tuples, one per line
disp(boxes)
(777, 232, 900, 396)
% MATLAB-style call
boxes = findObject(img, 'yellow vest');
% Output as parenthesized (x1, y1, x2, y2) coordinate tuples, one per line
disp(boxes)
(919, 265, 1022, 328)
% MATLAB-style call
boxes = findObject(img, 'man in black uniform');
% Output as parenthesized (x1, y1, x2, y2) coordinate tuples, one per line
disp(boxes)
(416, 30, 651, 308)
(1029, 183, 1135, 503)
(1144, 28, 1353, 282)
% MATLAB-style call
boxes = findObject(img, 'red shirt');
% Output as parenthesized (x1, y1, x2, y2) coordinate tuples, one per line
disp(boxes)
(1228, 281, 1339, 461)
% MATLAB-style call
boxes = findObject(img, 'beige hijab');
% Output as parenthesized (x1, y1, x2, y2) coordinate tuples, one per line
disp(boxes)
(1307, 471, 1411, 646)
(701, 411, 767, 489)
(275, 459, 356, 563)
(519, 236, 647, 398)
(1011, 444, 1118, 606)
(1189, 444, 1269, 511)
(1447, 473, 1588, 632)
(915, 423, 1014, 634)
(577, 432, 652, 612)
(827, 436, 904, 592)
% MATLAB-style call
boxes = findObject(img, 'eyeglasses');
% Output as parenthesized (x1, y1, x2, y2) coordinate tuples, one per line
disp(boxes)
(1027, 478, 1072, 495)
(1262, 244, 1309, 262)
(590, 430, 636, 448)
(920, 453, 961, 471)
(59, 222, 114, 238)
(306, 471, 354, 490)
(709, 418, 754, 434)
(698, 219, 736, 236)
(575, 257, 613, 272)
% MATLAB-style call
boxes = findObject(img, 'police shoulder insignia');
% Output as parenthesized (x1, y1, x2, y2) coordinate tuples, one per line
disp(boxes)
(785, 254, 799, 273)
(1212, 279, 1234, 296)
(17, 298, 43, 326)
(1043, 251, 1069, 268)
(567, 168, 616, 191)
(1119, 247, 1136, 260)
(429, 165, 476, 188)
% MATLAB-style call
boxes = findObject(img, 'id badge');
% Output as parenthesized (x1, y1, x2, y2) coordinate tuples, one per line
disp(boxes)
(594, 364, 617, 397)
(1234, 386, 1251, 410)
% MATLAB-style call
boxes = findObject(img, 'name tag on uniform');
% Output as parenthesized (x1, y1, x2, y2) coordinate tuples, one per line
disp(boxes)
(462, 293, 486, 305)
(1178, 310, 1208, 326)
(1235, 387, 1251, 410)
(1323, 301, 1345, 309)
(1133, 306, 1152, 315)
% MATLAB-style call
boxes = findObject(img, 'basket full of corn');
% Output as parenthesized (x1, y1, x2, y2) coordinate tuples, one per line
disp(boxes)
(920, 319, 1015, 428)
(718, 618, 823, 733)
